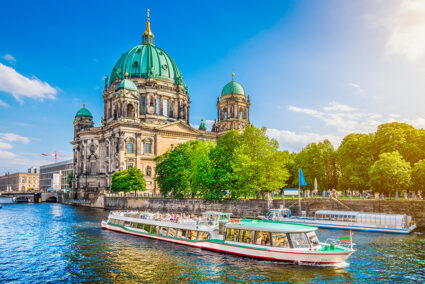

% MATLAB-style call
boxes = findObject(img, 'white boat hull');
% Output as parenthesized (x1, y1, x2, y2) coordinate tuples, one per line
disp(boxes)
(101, 221, 353, 264)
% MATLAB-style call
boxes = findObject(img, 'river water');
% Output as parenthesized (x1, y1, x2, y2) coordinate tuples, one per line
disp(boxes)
(0, 201, 424, 283)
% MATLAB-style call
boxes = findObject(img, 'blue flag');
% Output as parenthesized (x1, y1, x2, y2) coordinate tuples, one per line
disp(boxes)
(299, 168, 307, 187)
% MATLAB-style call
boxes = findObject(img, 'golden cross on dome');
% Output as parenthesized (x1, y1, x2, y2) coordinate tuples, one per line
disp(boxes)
(232, 73, 235, 81)
(147, 9, 150, 20)
(83, 103, 85, 108)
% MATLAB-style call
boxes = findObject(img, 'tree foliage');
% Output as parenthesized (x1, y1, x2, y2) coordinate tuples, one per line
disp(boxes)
(111, 167, 146, 193)
(411, 159, 425, 192)
(67, 170, 73, 188)
(368, 151, 411, 194)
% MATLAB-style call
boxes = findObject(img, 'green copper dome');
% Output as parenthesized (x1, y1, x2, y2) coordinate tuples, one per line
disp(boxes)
(221, 79, 245, 96)
(115, 79, 138, 92)
(198, 119, 206, 130)
(75, 105, 92, 118)
(109, 44, 184, 86)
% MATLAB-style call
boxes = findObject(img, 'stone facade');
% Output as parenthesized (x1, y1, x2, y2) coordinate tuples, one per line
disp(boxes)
(0, 172, 39, 192)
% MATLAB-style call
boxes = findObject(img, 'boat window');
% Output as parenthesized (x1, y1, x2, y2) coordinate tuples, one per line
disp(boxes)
(137, 223, 144, 229)
(225, 228, 239, 242)
(109, 218, 117, 224)
(306, 231, 320, 247)
(272, 233, 290, 248)
(124, 221, 131, 227)
(168, 227, 177, 237)
(177, 229, 187, 239)
(290, 233, 310, 248)
(255, 231, 271, 246)
(159, 227, 168, 236)
(151, 225, 159, 234)
(117, 220, 124, 226)
(219, 222, 225, 235)
(198, 231, 210, 240)
(239, 230, 254, 244)
(144, 224, 151, 232)
(131, 222, 138, 228)
(188, 230, 198, 240)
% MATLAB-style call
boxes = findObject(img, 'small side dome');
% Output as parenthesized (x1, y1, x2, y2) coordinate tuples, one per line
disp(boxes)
(198, 119, 207, 131)
(75, 104, 93, 118)
(115, 79, 138, 92)
(221, 73, 245, 96)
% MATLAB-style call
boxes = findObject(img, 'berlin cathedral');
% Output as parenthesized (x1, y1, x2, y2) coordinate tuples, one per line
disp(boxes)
(71, 11, 251, 195)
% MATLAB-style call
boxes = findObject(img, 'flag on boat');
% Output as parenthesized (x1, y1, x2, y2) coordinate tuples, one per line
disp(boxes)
(339, 234, 352, 242)
(299, 169, 307, 186)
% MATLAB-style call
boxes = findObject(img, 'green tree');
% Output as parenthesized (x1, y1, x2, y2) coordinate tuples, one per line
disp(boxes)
(373, 122, 425, 165)
(368, 151, 411, 195)
(411, 159, 425, 193)
(337, 133, 374, 191)
(111, 167, 146, 193)
(155, 140, 213, 198)
(295, 139, 338, 191)
(67, 170, 73, 188)
(231, 126, 290, 199)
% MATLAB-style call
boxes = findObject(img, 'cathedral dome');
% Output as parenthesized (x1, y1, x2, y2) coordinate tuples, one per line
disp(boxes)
(75, 104, 92, 118)
(221, 74, 245, 96)
(115, 78, 138, 92)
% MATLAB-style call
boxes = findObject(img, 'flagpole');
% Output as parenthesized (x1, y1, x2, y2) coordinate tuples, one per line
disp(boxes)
(298, 169, 301, 216)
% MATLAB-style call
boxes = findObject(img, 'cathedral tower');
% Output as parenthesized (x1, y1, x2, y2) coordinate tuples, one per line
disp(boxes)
(212, 73, 250, 133)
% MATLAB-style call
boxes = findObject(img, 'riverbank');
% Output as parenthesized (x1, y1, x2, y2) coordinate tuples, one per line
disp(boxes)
(67, 194, 425, 228)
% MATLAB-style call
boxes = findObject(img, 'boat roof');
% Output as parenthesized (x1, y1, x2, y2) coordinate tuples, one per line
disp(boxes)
(202, 211, 231, 216)
(315, 210, 407, 217)
(225, 219, 317, 233)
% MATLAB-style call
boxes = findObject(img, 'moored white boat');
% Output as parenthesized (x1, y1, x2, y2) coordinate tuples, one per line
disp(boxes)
(261, 209, 416, 234)
(101, 211, 355, 265)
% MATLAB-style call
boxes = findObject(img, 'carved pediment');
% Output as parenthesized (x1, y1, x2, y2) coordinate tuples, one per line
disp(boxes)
(157, 121, 199, 135)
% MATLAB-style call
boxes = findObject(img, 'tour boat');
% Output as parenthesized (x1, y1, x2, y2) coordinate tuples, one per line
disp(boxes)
(261, 208, 416, 234)
(101, 211, 355, 265)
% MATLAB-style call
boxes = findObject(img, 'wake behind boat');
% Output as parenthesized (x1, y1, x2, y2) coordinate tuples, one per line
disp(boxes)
(261, 208, 416, 234)
(101, 211, 355, 265)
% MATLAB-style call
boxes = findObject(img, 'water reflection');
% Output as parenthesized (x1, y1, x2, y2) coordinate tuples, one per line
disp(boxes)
(0, 203, 424, 283)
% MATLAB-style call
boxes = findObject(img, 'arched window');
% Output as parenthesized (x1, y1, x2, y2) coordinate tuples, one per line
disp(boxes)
(163, 99, 168, 116)
(127, 104, 134, 118)
(156, 97, 160, 114)
(90, 145, 95, 153)
(146, 166, 152, 177)
(127, 143, 133, 154)
(141, 96, 146, 114)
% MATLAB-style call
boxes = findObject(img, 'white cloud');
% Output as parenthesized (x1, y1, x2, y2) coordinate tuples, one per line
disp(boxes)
(0, 141, 13, 150)
(386, 0, 425, 61)
(0, 150, 15, 159)
(204, 119, 215, 131)
(0, 133, 30, 144)
(0, 99, 9, 107)
(267, 128, 341, 152)
(347, 82, 364, 94)
(3, 54, 16, 64)
(288, 101, 425, 136)
(0, 63, 57, 102)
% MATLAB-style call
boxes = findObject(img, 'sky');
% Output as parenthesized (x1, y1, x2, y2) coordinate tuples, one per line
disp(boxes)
(1, 0, 425, 173)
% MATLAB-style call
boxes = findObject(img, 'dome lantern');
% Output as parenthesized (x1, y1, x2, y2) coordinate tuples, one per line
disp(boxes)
(142, 9, 154, 45)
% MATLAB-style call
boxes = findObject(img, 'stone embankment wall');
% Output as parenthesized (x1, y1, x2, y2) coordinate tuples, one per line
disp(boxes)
(102, 197, 425, 228)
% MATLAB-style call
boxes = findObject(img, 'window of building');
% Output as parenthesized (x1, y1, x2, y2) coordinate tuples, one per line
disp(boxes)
(90, 162, 96, 175)
(163, 99, 168, 116)
(255, 231, 271, 246)
(141, 96, 146, 114)
(145, 142, 152, 154)
(146, 166, 152, 177)
(127, 143, 133, 153)
(127, 163, 133, 169)
(272, 233, 290, 248)
(127, 104, 134, 118)
(90, 145, 95, 153)
(156, 97, 160, 114)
